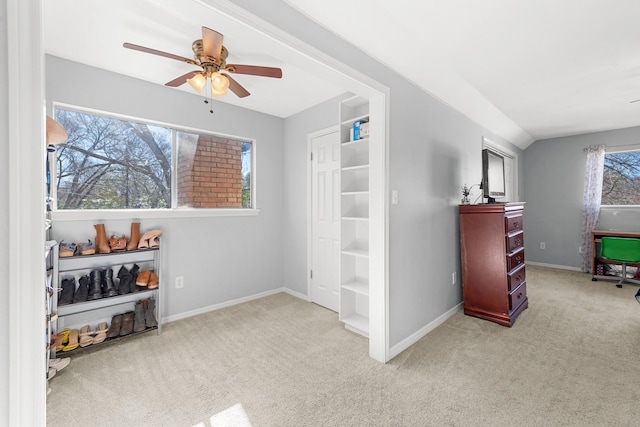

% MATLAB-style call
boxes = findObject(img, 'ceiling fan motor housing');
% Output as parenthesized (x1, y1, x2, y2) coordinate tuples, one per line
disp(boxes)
(192, 39, 228, 70)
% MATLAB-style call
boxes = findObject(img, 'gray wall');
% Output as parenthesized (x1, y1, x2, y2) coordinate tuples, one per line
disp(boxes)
(47, 55, 286, 318)
(0, 0, 9, 421)
(523, 126, 640, 269)
(230, 0, 524, 347)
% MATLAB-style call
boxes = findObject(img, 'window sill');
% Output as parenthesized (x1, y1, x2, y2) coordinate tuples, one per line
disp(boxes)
(50, 208, 261, 221)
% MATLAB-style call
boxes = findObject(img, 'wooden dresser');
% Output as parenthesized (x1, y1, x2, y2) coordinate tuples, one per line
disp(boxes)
(459, 202, 528, 327)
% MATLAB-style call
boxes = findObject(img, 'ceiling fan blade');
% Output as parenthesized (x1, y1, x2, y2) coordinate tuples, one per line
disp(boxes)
(223, 73, 250, 98)
(202, 26, 224, 62)
(165, 70, 200, 87)
(225, 64, 283, 78)
(123, 42, 197, 65)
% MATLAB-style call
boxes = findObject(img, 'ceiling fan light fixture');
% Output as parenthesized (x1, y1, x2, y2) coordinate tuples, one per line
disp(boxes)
(187, 73, 206, 93)
(211, 87, 227, 98)
(211, 72, 230, 92)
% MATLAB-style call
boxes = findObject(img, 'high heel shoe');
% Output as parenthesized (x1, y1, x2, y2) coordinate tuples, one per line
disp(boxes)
(93, 322, 108, 344)
(79, 325, 94, 347)
(138, 230, 162, 249)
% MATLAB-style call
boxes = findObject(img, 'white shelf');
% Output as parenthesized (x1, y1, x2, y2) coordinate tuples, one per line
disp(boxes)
(342, 313, 369, 336)
(341, 114, 370, 127)
(342, 190, 369, 196)
(342, 138, 369, 147)
(342, 247, 369, 258)
(342, 164, 369, 172)
(342, 280, 369, 296)
(342, 216, 369, 221)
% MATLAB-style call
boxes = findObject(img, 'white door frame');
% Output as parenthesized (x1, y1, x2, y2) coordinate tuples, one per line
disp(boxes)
(307, 125, 340, 309)
(11, 1, 391, 421)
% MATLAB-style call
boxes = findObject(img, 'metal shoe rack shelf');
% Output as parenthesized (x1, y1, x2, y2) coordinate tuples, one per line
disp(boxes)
(50, 246, 162, 358)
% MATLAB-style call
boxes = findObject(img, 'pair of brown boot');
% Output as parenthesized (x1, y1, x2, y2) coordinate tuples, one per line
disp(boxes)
(105, 312, 135, 339)
(133, 298, 158, 332)
(94, 223, 142, 254)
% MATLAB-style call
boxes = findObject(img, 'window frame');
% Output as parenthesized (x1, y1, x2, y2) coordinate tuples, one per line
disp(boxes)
(50, 102, 259, 220)
(600, 145, 640, 208)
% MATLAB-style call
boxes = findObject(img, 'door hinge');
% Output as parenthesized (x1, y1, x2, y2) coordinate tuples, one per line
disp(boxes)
(310, 269, 313, 279)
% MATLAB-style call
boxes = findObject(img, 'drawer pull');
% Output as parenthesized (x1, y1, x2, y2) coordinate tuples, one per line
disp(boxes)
(515, 256, 522, 263)
(517, 292, 523, 300)
(514, 238, 521, 246)
(513, 221, 519, 228)
(516, 274, 522, 282)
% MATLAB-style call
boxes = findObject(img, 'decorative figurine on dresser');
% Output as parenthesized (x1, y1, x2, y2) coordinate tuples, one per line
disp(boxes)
(458, 202, 528, 326)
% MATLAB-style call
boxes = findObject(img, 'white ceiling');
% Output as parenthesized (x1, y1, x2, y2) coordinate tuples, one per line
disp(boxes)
(43, 0, 347, 118)
(45, 0, 640, 149)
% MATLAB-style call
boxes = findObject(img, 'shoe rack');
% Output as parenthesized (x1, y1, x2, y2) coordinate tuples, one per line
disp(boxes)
(50, 247, 162, 357)
(339, 95, 370, 337)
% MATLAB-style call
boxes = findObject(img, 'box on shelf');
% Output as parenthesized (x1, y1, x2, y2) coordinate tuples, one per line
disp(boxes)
(352, 120, 369, 141)
(360, 122, 369, 138)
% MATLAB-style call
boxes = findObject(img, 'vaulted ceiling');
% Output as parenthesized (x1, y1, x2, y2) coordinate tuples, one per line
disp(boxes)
(45, 0, 640, 149)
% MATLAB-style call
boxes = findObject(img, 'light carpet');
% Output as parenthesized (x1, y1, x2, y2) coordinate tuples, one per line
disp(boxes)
(47, 266, 640, 426)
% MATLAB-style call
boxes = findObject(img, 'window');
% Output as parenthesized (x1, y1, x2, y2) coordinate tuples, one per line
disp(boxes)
(53, 107, 253, 210)
(602, 150, 640, 205)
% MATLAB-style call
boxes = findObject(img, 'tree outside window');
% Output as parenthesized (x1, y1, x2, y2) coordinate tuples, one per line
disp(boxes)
(54, 107, 253, 210)
(601, 151, 640, 205)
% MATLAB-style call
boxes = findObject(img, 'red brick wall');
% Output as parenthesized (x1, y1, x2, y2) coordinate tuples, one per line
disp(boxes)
(177, 134, 243, 208)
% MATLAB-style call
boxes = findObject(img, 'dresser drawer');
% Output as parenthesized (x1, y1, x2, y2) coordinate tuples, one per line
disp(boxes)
(508, 265, 526, 291)
(509, 282, 527, 310)
(505, 214, 523, 234)
(506, 231, 524, 252)
(507, 249, 525, 272)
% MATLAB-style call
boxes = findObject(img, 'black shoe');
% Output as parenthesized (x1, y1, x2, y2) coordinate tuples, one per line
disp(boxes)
(129, 264, 140, 293)
(58, 278, 75, 305)
(117, 266, 132, 295)
(635, 288, 640, 304)
(88, 270, 103, 300)
(101, 268, 117, 297)
(73, 275, 89, 303)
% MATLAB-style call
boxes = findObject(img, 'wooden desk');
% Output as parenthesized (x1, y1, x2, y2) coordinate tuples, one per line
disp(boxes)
(591, 230, 640, 279)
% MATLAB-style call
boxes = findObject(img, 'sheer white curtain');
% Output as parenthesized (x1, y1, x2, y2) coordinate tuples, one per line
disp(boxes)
(581, 145, 605, 272)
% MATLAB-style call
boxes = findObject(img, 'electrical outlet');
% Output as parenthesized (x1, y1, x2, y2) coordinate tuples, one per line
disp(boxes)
(540, 242, 546, 250)
(452, 272, 456, 285)
(175, 276, 184, 289)
(578, 246, 583, 253)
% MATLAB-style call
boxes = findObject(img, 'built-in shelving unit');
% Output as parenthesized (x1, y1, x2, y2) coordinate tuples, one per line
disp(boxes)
(339, 95, 371, 337)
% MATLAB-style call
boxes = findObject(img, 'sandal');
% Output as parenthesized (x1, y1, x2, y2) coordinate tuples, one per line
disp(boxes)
(54, 329, 70, 352)
(138, 230, 162, 249)
(136, 270, 151, 287)
(92, 322, 108, 344)
(77, 239, 96, 256)
(62, 329, 79, 352)
(78, 325, 94, 347)
(109, 234, 127, 252)
(147, 272, 159, 289)
(59, 242, 77, 257)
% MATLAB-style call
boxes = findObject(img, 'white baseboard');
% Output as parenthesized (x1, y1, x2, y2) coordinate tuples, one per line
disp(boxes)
(161, 287, 305, 324)
(389, 302, 463, 360)
(526, 261, 582, 272)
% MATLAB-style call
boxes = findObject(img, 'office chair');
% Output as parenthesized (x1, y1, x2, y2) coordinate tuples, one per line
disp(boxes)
(600, 237, 640, 288)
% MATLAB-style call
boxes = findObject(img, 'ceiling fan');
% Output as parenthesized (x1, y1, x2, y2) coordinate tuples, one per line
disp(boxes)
(123, 26, 282, 98)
